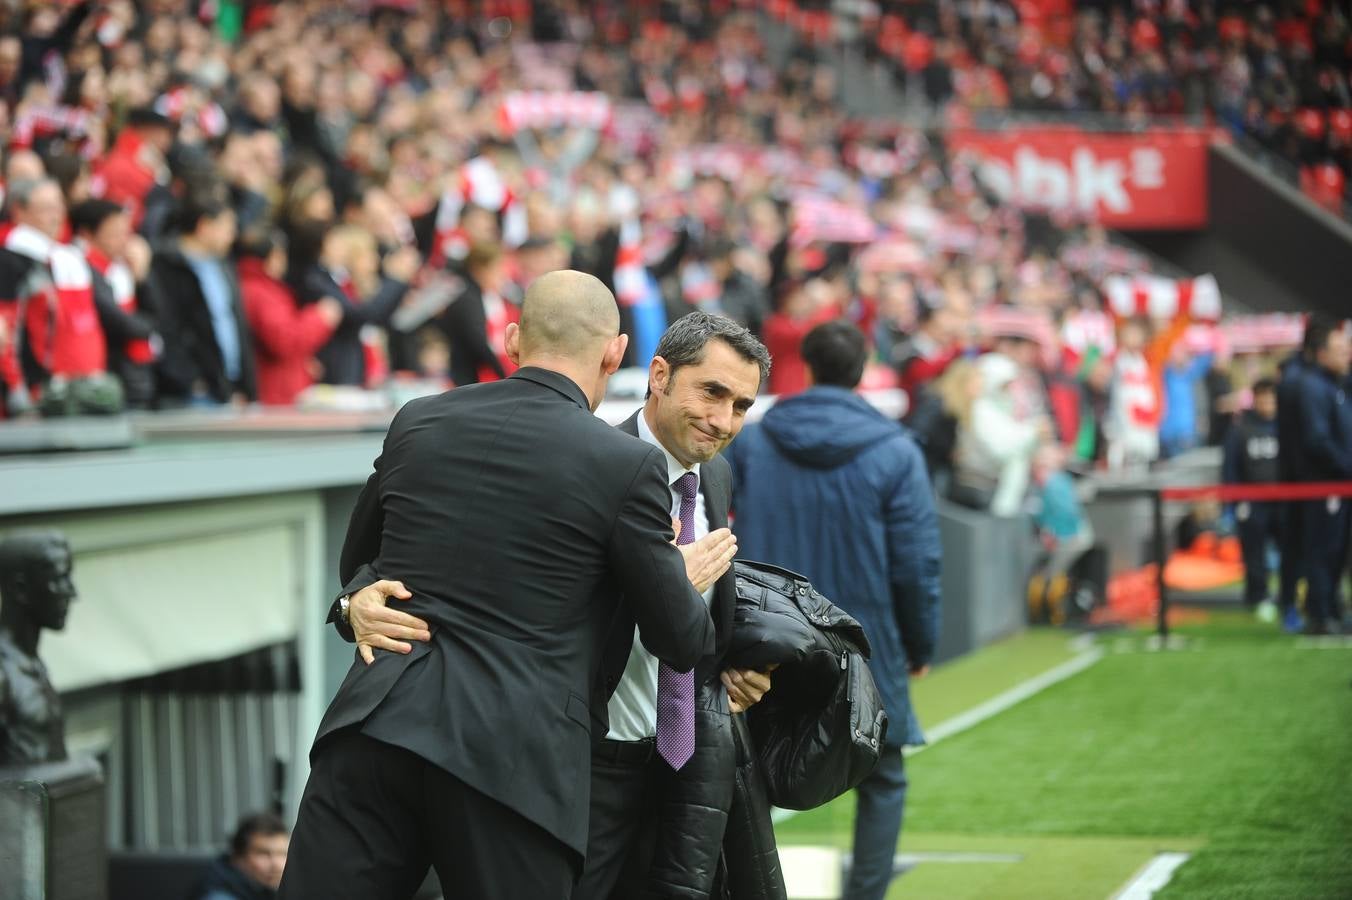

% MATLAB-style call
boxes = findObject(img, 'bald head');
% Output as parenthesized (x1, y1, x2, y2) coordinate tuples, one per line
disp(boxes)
(506, 270, 628, 411)
(518, 270, 620, 360)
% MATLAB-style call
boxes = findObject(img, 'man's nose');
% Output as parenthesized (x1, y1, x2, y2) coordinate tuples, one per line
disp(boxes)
(706, 402, 733, 435)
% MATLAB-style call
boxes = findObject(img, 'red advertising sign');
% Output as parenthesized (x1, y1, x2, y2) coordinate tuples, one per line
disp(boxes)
(947, 127, 1211, 229)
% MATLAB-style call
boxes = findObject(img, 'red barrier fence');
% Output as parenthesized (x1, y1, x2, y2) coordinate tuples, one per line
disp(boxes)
(1098, 480, 1352, 638)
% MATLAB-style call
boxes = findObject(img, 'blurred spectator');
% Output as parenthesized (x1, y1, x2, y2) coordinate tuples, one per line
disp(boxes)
(0, 177, 106, 413)
(1028, 444, 1096, 623)
(1274, 321, 1325, 634)
(1205, 348, 1239, 447)
(238, 229, 341, 407)
(191, 811, 289, 900)
(290, 219, 415, 388)
(956, 352, 1049, 516)
(436, 241, 518, 387)
(1160, 340, 1215, 458)
(892, 300, 962, 407)
(92, 107, 174, 231)
(70, 198, 159, 409)
(904, 356, 980, 494)
(142, 196, 253, 406)
(727, 320, 940, 900)
(1292, 320, 1351, 635)
(1222, 377, 1281, 622)
(1106, 314, 1190, 470)
(706, 238, 769, 337)
(762, 279, 839, 396)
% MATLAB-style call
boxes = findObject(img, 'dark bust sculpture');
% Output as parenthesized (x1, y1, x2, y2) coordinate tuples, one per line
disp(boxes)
(0, 530, 76, 765)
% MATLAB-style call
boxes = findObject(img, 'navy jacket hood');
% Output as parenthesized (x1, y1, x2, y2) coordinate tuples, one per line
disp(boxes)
(762, 386, 904, 469)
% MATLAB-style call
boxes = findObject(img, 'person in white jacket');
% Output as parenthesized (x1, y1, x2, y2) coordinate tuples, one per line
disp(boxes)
(957, 352, 1049, 516)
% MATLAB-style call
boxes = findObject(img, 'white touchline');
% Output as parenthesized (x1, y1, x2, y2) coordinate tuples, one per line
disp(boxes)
(1111, 852, 1192, 900)
(771, 638, 1105, 824)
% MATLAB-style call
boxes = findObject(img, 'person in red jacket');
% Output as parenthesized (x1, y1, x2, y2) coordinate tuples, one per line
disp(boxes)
(762, 278, 840, 396)
(91, 107, 174, 231)
(0, 177, 107, 413)
(238, 229, 342, 406)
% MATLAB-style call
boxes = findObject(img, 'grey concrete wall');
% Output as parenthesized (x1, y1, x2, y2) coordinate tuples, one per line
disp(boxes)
(934, 501, 1036, 664)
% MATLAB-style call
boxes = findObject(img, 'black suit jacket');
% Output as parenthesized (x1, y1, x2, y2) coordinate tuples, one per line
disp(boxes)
(141, 247, 257, 403)
(436, 276, 507, 387)
(315, 368, 715, 858)
(594, 411, 738, 721)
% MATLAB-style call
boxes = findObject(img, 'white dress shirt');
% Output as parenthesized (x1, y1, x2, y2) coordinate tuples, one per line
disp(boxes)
(604, 410, 715, 741)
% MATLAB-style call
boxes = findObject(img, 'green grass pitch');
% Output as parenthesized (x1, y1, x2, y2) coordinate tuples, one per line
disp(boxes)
(774, 615, 1352, 898)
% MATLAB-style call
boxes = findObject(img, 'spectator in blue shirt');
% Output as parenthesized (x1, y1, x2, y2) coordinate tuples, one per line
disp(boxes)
(1159, 340, 1213, 458)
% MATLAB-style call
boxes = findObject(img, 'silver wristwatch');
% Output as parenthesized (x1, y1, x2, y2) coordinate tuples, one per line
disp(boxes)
(337, 594, 352, 626)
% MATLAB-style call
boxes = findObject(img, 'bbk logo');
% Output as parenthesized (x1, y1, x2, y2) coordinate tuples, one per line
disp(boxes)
(975, 147, 1165, 214)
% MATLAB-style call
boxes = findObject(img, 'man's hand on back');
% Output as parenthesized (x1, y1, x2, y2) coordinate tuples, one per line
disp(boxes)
(348, 580, 431, 665)
(678, 527, 737, 594)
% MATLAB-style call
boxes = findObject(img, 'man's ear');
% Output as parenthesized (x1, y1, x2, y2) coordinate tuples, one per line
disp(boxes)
(504, 322, 521, 366)
(649, 354, 670, 396)
(602, 333, 629, 375)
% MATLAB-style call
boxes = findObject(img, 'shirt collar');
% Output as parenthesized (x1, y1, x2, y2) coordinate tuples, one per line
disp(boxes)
(637, 407, 700, 488)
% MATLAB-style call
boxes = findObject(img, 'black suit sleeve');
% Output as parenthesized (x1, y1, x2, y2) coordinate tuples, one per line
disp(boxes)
(326, 562, 381, 643)
(141, 263, 196, 397)
(340, 465, 384, 585)
(91, 273, 155, 344)
(327, 454, 385, 642)
(608, 449, 716, 672)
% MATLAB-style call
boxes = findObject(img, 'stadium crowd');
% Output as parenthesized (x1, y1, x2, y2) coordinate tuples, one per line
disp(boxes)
(772, 0, 1352, 213)
(0, 1, 1328, 501)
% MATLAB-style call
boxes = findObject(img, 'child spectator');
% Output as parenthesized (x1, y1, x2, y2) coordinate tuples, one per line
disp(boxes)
(1029, 444, 1097, 624)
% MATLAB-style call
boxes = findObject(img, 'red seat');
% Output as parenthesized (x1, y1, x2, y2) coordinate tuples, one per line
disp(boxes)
(1303, 162, 1347, 212)
(1296, 107, 1327, 141)
(1329, 109, 1352, 144)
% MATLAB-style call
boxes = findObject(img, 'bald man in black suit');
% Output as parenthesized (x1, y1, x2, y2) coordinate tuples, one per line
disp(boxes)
(279, 271, 733, 900)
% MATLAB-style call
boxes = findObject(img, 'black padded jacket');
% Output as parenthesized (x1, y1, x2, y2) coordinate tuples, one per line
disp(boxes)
(649, 560, 889, 899)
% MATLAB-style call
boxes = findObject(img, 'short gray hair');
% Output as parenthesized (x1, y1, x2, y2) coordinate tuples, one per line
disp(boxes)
(7, 177, 58, 209)
(649, 312, 771, 397)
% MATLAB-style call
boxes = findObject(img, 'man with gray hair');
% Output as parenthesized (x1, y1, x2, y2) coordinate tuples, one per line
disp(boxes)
(282, 274, 733, 899)
(346, 311, 777, 898)
(0, 177, 108, 415)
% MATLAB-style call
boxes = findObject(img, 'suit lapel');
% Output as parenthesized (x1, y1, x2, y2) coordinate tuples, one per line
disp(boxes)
(612, 408, 734, 678)
(700, 458, 737, 659)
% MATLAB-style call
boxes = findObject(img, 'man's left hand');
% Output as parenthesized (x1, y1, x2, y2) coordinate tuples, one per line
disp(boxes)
(722, 666, 775, 714)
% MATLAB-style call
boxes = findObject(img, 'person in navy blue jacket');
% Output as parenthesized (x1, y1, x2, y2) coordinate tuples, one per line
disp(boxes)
(1275, 341, 1312, 632)
(1293, 319, 1352, 634)
(1222, 378, 1281, 617)
(727, 319, 941, 900)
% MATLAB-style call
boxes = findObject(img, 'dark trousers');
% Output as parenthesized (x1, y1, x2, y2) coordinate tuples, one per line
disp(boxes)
(572, 739, 667, 900)
(278, 729, 574, 900)
(1236, 502, 1280, 606)
(845, 746, 908, 900)
(1278, 501, 1305, 612)
(1301, 500, 1350, 627)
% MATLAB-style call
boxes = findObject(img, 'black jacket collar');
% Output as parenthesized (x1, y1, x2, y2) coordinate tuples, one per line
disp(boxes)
(510, 366, 591, 411)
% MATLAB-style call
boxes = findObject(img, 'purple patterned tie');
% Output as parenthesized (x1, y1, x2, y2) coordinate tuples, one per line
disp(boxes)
(656, 471, 699, 770)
